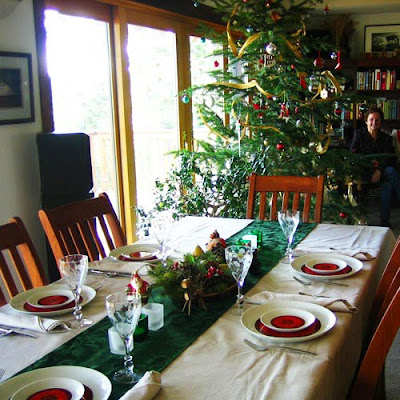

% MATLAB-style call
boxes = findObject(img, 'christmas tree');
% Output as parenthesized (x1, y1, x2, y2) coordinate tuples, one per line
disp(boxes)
(153, 0, 365, 224)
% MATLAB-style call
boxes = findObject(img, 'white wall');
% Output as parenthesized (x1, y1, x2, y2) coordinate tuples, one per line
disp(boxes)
(351, 13, 400, 58)
(0, 1, 46, 273)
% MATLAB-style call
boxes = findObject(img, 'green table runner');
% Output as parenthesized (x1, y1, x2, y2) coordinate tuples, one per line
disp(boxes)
(21, 220, 315, 399)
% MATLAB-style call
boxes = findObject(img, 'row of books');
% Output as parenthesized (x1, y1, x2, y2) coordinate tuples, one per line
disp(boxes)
(356, 69, 399, 91)
(343, 101, 400, 121)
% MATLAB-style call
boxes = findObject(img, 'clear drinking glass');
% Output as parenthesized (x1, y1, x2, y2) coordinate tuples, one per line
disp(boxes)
(225, 245, 253, 315)
(59, 254, 93, 329)
(151, 210, 174, 266)
(278, 210, 300, 264)
(106, 292, 142, 384)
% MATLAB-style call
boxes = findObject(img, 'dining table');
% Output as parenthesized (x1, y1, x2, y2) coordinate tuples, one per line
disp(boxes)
(0, 216, 396, 400)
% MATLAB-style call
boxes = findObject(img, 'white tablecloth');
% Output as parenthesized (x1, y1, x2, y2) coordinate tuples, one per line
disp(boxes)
(0, 217, 396, 400)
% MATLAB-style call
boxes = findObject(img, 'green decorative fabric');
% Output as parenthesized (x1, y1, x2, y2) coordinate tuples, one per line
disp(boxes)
(20, 220, 315, 399)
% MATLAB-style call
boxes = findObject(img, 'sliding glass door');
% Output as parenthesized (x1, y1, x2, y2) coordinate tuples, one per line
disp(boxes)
(127, 24, 180, 211)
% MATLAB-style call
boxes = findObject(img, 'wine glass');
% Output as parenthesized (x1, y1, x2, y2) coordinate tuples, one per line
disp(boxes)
(106, 292, 142, 384)
(59, 254, 93, 329)
(151, 210, 174, 266)
(225, 245, 253, 315)
(278, 210, 300, 264)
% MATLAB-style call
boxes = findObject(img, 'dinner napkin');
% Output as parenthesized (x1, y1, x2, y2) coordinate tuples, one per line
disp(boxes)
(0, 311, 71, 333)
(119, 371, 162, 400)
(248, 291, 358, 313)
(293, 247, 376, 260)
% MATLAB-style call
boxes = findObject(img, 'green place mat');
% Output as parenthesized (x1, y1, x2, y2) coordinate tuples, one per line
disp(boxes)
(20, 220, 315, 399)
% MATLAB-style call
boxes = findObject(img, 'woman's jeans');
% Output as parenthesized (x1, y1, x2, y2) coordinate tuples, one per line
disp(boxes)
(381, 166, 400, 221)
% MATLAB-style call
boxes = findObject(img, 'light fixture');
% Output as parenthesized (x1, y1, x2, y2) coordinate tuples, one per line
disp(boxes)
(0, 0, 22, 20)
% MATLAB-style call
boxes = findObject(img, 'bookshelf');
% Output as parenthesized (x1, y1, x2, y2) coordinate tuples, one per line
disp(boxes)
(354, 57, 400, 130)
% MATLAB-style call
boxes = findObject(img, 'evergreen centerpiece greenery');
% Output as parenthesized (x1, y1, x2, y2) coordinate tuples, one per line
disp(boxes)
(148, 250, 235, 307)
(153, 0, 366, 224)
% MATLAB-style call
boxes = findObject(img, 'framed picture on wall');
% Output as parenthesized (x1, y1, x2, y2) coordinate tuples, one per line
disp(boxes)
(0, 51, 34, 125)
(364, 24, 400, 54)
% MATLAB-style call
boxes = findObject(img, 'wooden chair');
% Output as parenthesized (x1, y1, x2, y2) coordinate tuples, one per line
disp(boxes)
(367, 235, 400, 335)
(246, 173, 325, 223)
(348, 286, 400, 400)
(0, 217, 47, 306)
(38, 192, 127, 265)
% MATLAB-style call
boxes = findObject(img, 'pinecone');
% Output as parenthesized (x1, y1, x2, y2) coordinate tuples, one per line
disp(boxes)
(210, 230, 220, 239)
(210, 242, 225, 262)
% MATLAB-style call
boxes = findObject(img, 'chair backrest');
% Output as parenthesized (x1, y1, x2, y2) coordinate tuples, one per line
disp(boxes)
(349, 286, 400, 400)
(38, 192, 127, 265)
(368, 235, 400, 335)
(246, 173, 325, 223)
(0, 217, 47, 306)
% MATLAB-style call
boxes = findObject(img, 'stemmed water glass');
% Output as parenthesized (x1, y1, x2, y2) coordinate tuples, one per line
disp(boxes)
(59, 254, 93, 329)
(225, 245, 253, 315)
(106, 292, 142, 384)
(151, 210, 174, 266)
(278, 210, 300, 264)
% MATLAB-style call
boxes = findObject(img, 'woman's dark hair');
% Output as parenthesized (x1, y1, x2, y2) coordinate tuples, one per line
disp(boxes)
(365, 106, 384, 122)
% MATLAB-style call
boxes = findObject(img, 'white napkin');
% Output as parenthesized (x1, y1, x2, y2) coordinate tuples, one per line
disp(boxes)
(248, 291, 358, 313)
(0, 311, 71, 333)
(293, 247, 376, 260)
(119, 371, 162, 400)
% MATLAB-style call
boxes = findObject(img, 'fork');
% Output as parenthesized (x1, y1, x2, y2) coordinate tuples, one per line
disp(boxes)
(244, 339, 317, 356)
(293, 276, 348, 287)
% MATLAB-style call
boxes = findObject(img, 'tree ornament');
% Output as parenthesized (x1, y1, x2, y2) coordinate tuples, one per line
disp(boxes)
(265, 0, 272, 7)
(264, 139, 269, 146)
(335, 50, 343, 70)
(264, 54, 276, 67)
(325, 122, 334, 134)
(330, 51, 337, 60)
(372, 160, 380, 169)
(181, 94, 190, 104)
(276, 142, 285, 151)
(265, 42, 277, 55)
(271, 11, 282, 21)
(320, 88, 329, 99)
(243, 0, 249, 2)
(246, 26, 254, 33)
(359, 103, 368, 113)
(314, 51, 324, 68)
(193, 0, 199, 7)
(339, 212, 347, 219)
(296, 119, 303, 128)
(335, 107, 342, 116)
(214, 60, 220, 68)
(324, 4, 330, 14)
(295, 106, 300, 114)
(201, 37, 206, 43)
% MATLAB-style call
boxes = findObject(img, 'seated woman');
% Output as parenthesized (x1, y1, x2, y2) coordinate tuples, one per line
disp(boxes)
(350, 106, 400, 228)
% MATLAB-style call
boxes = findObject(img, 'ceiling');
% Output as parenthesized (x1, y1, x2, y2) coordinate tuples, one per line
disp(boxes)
(313, 0, 400, 15)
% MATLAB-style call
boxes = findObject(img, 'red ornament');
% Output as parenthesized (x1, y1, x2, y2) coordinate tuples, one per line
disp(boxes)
(214, 60, 219, 67)
(324, 4, 330, 14)
(271, 11, 282, 21)
(291, 64, 296, 70)
(253, 103, 261, 110)
(335, 50, 343, 70)
(314, 51, 324, 68)
(372, 160, 380, 169)
(335, 108, 342, 116)
(276, 142, 285, 151)
(339, 212, 347, 219)
(266, 1, 272, 7)
(295, 106, 299, 114)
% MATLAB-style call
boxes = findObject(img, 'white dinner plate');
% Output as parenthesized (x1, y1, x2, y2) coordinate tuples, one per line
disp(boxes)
(109, 243, 161, 263)
(241, 300, 336, 343)
(10, 284, 96, 317)
(260, 307, 316, 333)
(0, 366, 111, 400)
(11, 377, 84, 400)
(291, 252, 363, 281)
(27, 288, 75, 309)
(305, 257, 348, 275)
